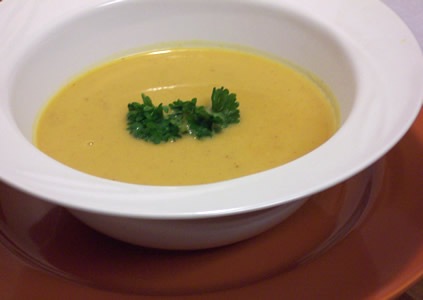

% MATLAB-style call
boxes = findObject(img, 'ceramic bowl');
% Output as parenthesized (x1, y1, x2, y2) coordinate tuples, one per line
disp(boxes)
(0, 0, 422, 249)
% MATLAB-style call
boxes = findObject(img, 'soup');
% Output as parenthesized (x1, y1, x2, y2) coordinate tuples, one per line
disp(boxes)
(35, 47, 339, 185)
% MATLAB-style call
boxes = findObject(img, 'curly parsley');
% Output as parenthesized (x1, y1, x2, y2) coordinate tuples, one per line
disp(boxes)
(126, 87, 240, 144)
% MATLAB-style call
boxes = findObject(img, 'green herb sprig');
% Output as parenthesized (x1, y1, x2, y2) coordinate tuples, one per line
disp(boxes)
(127, 87, 240, 144)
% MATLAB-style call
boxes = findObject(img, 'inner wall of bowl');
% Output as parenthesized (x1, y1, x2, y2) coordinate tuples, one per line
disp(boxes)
(10, 0, 357, 141)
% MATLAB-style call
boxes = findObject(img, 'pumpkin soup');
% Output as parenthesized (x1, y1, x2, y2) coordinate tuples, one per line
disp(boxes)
(35, 47, 339, 185)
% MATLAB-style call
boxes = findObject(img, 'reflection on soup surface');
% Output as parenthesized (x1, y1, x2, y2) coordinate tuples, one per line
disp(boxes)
(35, 47, 339, 185)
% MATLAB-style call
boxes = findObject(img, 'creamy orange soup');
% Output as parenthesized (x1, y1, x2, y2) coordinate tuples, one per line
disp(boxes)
(35, 47, 339, 185)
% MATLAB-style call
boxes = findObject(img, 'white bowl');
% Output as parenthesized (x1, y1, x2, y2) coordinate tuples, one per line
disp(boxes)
(0, 0, 422, 249)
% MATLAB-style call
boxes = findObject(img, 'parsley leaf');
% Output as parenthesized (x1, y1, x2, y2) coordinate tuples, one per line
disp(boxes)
(210, 87, 240, 132)
(126, 87, 240, 144)
(127, 94, 181, 144)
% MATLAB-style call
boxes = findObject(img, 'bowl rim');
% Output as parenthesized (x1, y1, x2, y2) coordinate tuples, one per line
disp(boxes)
(0, 0, 422, 219)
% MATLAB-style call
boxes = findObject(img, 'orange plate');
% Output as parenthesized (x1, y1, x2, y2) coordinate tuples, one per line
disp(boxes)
(0, 109, 422, 300)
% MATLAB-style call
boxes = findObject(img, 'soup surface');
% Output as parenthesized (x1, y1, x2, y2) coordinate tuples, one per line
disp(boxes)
(35, 47, 338, 185)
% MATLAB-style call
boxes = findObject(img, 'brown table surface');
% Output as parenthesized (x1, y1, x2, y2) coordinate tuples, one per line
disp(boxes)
(399, 280, 423, 299)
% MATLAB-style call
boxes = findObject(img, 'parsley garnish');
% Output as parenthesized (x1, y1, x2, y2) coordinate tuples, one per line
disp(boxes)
(127, 87, 240, 144)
